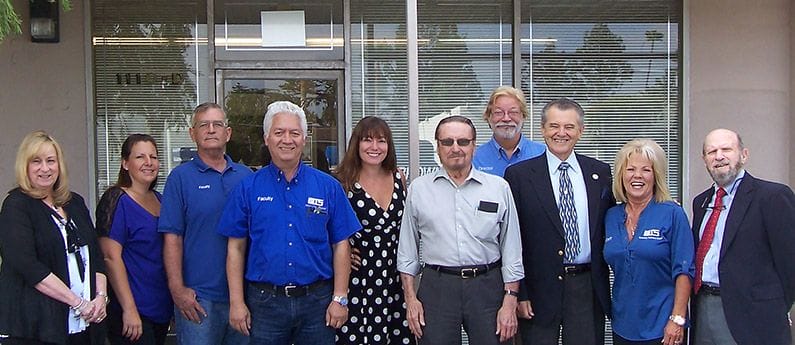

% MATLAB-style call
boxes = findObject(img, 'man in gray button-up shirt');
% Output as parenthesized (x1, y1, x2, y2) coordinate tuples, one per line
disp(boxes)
(397, 115, 524, 345)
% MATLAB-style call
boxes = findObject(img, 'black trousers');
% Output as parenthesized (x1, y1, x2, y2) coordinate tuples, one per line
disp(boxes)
(518, 271, 605, 345)
(106, 308, 170, 345)
(2, 329, 91, 345)
(612, 332, 663, 345)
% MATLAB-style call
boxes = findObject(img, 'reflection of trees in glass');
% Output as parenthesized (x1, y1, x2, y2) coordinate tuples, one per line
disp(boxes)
(224, 79, 337, 171)
(93, 1, 200, 193)
(416, 23, 482, 167)
(97, 22, 197, 139)
(526, 23, 633, 104)
(645, 29, 664, 87)
(417, 23, 482, 115)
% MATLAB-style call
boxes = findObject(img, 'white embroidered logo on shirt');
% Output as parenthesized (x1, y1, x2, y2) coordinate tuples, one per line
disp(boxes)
(198, 184, 210, 189)
(642, 229, 660, 237)
(307, 197, 324, 207)
(257, 196, 274, 202)
(638, 229, 663, 240)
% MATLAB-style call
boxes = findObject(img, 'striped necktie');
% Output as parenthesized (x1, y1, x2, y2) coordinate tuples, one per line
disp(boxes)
(558, 162, 580, 262)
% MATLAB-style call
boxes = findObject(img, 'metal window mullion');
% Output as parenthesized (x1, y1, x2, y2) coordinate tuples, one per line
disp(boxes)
(407, 0, 419, 182)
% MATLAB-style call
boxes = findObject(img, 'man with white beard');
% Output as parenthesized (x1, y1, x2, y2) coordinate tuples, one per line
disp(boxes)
(473, 86, 545, 177)
(690, 128, 795, 345)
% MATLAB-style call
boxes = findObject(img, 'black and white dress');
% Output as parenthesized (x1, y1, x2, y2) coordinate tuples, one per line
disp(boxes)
(337, 172, 415, 345)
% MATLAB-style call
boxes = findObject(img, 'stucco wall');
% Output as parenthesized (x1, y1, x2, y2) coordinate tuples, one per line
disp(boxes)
(688, 0, 792, 199)
(0, 0, 90, 197)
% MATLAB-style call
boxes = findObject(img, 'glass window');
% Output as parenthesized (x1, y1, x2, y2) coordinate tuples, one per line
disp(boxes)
(350, 1, 409, 171)
(93, 0, 210, 195)
(417, 0, 514, 175)
(214, 0, 344, 61)
(522, 0, 682, 198)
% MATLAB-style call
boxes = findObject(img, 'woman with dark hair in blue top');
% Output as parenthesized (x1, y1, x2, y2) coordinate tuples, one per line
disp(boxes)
(604, 139, 694, 345)
(96, 134, 173, 345)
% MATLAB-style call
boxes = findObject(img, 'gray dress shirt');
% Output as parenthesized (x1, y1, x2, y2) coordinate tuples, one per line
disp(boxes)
(397, 167, 524, 283)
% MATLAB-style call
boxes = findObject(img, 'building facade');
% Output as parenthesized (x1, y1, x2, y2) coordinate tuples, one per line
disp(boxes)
(0, 0, 794, 343)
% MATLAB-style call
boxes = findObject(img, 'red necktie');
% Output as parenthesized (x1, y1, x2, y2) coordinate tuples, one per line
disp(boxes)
(694, 187, 726, 293)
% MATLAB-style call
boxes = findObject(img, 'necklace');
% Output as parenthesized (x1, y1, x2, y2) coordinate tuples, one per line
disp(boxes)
(626, 213, 638, 239)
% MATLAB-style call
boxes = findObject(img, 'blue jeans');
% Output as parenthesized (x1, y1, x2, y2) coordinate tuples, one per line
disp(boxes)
(174, 298, 249, 345)
(246, 282, 335, 345)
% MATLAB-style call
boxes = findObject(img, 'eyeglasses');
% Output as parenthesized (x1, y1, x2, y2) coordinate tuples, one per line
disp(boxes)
(438, 138, 474, 147)
(492, 109, 522, 118)
(195, 120, 228, 130)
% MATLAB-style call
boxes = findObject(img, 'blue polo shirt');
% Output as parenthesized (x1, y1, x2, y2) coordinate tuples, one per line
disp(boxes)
(158, 154, 252, 302)
(604, 200, 695, 341)
(473, 135, 546, 177)
(217, 163, 361, 286)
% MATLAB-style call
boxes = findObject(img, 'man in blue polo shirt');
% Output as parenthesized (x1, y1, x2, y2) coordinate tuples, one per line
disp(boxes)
(473, 86, 545, 177)
(159, 102, 252, 345)
(218, 101, 361, 345)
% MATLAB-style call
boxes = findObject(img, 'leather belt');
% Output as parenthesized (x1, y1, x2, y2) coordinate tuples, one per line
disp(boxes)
(424, 260, 501, 279)
(248, 279, 331, 297)
(563, 263, 591, 275)
(700, 284, 721, 296)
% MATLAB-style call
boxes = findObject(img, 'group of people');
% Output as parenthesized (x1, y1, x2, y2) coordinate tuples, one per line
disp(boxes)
(0, 86, 792, 345)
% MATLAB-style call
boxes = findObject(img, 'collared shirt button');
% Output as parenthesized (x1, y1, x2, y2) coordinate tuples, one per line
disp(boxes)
(288, 223, 293, 227)
(288, 205, 292, 209)
(288, 242, 293, 246)
(288, 262, 293, 266)
(286, 187, 291, 191)
(558, 275, 564, 281)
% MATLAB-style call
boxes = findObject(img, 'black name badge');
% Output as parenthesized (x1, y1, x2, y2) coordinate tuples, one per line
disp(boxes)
(478, 201, 498, 213)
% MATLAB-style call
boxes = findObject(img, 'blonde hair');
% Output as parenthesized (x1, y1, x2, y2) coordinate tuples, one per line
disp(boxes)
(612, 139, 671, 203)
(482, 86, 529, 121)
(15, 130, 71, 206)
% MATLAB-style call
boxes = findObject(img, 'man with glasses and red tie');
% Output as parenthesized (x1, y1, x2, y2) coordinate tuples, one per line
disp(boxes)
(690, 128, 795, 345)
(473, 86, 546, 177)
(397, 115, 524, 344)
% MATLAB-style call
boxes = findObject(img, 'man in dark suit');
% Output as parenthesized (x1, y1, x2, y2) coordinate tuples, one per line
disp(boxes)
(691, 128, 795, 345)
(504, 98, 614, 345)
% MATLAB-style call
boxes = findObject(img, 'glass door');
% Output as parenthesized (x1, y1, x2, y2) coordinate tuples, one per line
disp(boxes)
(216, 69, 344, 173)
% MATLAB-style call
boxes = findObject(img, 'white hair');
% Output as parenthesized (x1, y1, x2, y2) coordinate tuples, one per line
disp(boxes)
(262, 101, 308, 139)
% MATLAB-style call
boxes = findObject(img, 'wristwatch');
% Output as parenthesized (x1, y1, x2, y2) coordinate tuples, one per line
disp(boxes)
(332, 295, 348, 307)
(504, 290, 519, 297)
(669, 314, 686, 326)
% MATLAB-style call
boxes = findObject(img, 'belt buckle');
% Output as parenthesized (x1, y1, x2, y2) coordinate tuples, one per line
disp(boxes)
(284, 285, 297, 297)
(460, 268, 478, 278)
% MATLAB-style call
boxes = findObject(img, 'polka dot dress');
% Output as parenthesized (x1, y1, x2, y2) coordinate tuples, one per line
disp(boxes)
(337, 172, 415, 345)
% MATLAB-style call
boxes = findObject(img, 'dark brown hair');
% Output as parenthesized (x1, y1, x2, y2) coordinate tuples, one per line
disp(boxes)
(335, 116, 397, 192)
(115, 133, 159, 190)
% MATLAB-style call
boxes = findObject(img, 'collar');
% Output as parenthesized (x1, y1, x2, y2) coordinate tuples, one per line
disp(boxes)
(433, 165, 484, 186)
(265, 162, 305, 183)
(712, 169, 745, 196)
(191, 153, 236, 173)
(545, 150, 580, 176)
(489, 134, 526, 156)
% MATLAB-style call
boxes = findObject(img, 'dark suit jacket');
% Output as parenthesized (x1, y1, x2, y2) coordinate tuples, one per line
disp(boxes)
(691, 173, 795, 345)
(504, 153, 615, 327)
(0, 189, 106, 344)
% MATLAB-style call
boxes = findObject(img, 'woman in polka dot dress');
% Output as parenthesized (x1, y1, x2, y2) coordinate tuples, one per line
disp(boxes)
(335, 116, 415, 345)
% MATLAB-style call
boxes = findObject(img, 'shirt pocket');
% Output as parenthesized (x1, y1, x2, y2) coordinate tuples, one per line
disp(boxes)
(472, 206, 501, 241)
(302, 211, 330, 243)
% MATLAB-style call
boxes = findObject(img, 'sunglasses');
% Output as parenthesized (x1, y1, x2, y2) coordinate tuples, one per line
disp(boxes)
(438, 138, 474, 147)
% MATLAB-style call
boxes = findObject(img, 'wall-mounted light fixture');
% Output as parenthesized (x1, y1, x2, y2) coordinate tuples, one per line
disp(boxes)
(30, 0, 59, 43)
